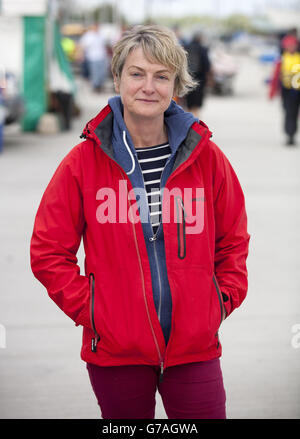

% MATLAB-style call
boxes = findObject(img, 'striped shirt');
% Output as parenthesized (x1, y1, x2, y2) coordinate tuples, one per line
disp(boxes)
(135, 143, 171, 235)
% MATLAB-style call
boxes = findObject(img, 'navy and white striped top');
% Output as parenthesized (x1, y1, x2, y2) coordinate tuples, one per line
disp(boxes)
(135, 143, 171, 235)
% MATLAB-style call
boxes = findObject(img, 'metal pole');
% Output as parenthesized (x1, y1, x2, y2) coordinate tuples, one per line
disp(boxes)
(112, 0, 120, 26)
(0, 87, 4, 154)
(145, 0, 152, 22)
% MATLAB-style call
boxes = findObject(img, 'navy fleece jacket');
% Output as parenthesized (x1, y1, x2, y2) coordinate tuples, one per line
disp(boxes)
(108, 96, 197, 344)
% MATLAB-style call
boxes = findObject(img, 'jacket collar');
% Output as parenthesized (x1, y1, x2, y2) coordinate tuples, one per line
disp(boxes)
(80, 97, 212, 171)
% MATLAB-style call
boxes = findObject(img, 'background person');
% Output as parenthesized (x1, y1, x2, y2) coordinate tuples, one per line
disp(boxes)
(184, 31, 211, 119)
(269, 35, 300, 146)
(30, 25, 250, 419)
(79, 23, 108, 92)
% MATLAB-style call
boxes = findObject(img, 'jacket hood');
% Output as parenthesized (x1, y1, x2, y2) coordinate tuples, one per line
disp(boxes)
(80, 96, 212, 178)
(108, 95, 198, 151)
(107, 96, 199, 176)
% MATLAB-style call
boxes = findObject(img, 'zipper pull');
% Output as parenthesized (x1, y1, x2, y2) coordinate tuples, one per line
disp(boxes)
(159, 362, 164, 383)
(149, 226, 160, 242)
(91, 337, 98, 353)
(178, 198, 186, 216)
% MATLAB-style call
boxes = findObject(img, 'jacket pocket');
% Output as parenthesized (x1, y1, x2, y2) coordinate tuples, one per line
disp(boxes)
(89, 272, 101, 352)
(212, 273, 225, 327)
(175, 196, 186, 259)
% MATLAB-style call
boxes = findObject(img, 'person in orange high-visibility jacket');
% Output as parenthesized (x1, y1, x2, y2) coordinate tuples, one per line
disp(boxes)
(269, 35, 300, 145)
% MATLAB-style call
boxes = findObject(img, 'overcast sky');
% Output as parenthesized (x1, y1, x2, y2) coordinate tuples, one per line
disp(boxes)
(74, 0, 300, 23)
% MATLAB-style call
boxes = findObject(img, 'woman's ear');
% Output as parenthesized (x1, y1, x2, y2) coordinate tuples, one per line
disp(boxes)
(113, 75, 120, 93)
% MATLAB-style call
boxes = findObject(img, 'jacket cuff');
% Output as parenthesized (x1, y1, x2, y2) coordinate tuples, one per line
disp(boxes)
(221, 292, 232, 318)
(75, 305, 91, 329)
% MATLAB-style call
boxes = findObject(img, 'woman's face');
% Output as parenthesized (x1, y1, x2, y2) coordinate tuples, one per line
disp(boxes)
(114, 46, 176, 123)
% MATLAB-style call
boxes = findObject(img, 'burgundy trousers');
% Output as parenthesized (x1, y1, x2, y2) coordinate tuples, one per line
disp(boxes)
(86, 358, 226, 419)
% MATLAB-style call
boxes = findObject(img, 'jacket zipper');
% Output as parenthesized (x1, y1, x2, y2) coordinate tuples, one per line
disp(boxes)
(175, 196, 186, 259)
(89, 272, 100, 352)
(136, 150, 173, 381)
(147, 154, 174, 325)
(120, 170, 165, 380)
(149, 235, 163, 322)
(134, 156, 163, 324)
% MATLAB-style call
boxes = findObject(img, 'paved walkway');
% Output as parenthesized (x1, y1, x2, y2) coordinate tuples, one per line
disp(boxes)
(0, 54, 299, 419)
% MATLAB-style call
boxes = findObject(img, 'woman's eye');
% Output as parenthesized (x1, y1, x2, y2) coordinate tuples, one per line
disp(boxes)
(158, 75, 168, 80)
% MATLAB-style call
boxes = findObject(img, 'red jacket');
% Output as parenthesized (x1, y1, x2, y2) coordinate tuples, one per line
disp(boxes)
(269, 59, 281, 99)
(30, 105, 250, 371)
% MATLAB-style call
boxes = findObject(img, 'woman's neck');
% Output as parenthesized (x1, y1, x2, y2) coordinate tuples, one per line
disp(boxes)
(124, 114, 168, 148)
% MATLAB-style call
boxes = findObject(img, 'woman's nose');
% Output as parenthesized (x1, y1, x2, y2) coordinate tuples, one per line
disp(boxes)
(142, 76, 155, 94)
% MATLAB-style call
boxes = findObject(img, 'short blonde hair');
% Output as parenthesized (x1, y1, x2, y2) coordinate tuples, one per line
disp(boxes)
(111, 24, 197, 97)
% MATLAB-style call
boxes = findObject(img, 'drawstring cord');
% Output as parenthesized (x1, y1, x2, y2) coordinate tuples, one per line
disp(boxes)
(123, 130, 136, 175)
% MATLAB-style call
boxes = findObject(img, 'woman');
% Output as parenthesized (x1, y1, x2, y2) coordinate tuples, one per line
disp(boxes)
(30, 25, 250, 419)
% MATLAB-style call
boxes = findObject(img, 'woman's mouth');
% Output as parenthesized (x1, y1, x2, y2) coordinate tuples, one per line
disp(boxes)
(136, 99, 157, 103)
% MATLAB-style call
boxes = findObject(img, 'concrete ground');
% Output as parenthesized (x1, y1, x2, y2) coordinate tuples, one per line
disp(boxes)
(0, 54, 299, 419)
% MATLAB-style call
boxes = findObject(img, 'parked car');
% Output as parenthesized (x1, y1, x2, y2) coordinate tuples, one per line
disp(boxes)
(2, 71, 24, 125)
(209, 44, 238, 96)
